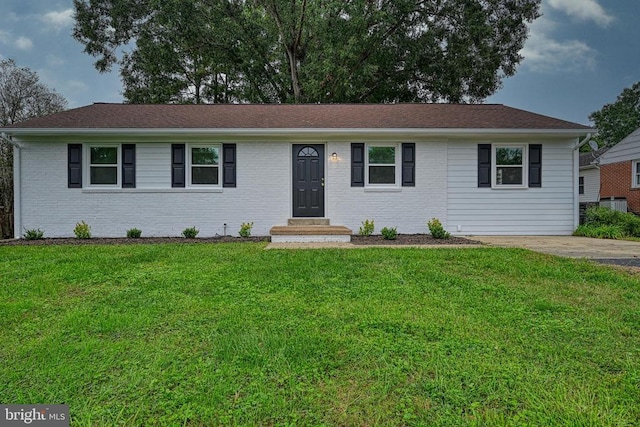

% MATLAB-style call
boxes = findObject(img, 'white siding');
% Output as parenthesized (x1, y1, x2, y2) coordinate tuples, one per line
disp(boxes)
(447, 140, 576, 235)
(579, 167, 600, 203)
(600, 127, 640, 165)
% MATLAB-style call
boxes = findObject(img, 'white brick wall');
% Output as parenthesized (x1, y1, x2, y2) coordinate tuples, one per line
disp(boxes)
(19, 141, 291, 237)
(16, 138, 577, 237)
(326, 141, 448, 234)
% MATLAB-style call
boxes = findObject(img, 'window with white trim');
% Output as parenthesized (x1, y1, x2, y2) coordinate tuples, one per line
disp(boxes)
(189, 144, 220, 186)
(88, 145, 119, 186)
(366, 144, 399, 185)
(493, 145, 527, 188)
(633, 160, 640, 188)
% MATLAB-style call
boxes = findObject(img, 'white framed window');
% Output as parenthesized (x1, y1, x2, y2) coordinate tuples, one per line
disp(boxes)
(189, 144, 221, 186)
(492, 144, 527, 188)
(87, 145, 120, 187)
(366, 143, 400, 186)
(633, 160, 640, 188)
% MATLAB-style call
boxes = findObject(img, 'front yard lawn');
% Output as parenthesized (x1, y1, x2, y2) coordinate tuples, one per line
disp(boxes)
(1, 243, 638, 425)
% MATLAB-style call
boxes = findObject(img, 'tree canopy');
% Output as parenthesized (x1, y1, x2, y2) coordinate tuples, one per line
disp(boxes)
(0, 59, 68, 238)
(73, 0, 541, 104)
(589, 82, 640, 148)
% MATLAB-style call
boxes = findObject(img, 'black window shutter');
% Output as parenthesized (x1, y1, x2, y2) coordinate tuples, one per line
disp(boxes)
(122, 144, 136, 188)
(68, 144, 82, 188)
(351, 143, 365, 187)
(478, 144, 491, 188)
(401, 143, 415, 187)
(222, 144, 236, 188)
(171, 144, 186, 188)
(529, 144, 542, 188)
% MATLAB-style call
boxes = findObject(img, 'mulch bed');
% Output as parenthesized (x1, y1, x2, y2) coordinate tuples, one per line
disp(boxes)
(1, 234, 481, 246)
(351, 234, 481, 245)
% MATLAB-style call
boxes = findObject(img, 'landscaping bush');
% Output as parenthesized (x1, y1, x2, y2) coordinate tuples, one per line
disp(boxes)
(580, 206, 640, 238)
(573, 224, 625, 240)
(359, 219, 375, 236)
(23, 228, 44, 240)
(381, 226, 397, 240)
(126, 228, 142, 238)
(74, 221, 91, 239)
(239, 222, 253, 238)
(427, 218, 450, 239)
(182, 226, 199, 238)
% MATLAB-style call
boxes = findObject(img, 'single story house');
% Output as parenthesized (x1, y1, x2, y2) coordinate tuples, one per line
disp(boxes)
(579, 147, 609, 204)
(599, 126, 640, 215)
(1, 103, 592, 239)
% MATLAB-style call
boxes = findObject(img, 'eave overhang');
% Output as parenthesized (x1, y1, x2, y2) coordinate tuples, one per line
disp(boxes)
(3, 127, 593, 142)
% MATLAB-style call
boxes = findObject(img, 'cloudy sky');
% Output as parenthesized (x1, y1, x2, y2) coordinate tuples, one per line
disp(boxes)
(0, 0, 638, 125)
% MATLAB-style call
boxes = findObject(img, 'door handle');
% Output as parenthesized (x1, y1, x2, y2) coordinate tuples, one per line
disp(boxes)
(321, 177, 325, 187)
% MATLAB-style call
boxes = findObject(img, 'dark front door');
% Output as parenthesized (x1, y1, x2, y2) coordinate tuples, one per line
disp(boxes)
(293, 144, 325, 217)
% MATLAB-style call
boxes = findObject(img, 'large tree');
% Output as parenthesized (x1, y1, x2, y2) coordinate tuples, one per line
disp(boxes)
(0, 59, 67, 238)
(589, 82, 640, 148)
(73, 0, 541, 104)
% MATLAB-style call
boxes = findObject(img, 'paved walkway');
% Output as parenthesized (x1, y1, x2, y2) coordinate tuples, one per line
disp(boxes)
(472, 236, 640, 262)
(267, 236, 640, 265)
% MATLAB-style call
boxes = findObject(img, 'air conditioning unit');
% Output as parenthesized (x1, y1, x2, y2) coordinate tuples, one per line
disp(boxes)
(599, 197, 628, 213)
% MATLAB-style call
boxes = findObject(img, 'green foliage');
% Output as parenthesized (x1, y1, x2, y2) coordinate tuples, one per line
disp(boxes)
(590, 82, 640, 147)
(181, 226, 199, 239)
(73, 0, 541, 104)
(380, 226, 397, 240)
(358, 219, 375, 236)
(573, 224, 626, 239)
(239, 222, 253, 238)
(427, 218, 450, 239)
(1, 244, 639, 425)
(22, 228, 44, 240)
(582, 206, 640, 238)
(73, 221, 91, 239)
(126, 228, 142, 238)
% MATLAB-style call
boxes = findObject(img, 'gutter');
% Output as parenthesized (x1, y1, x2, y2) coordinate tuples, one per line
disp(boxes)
(572, 133, 594, 230)
(0, 132, 21, 239)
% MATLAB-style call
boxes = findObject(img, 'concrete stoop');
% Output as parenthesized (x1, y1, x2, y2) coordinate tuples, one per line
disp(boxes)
(270, 219, 352, 243)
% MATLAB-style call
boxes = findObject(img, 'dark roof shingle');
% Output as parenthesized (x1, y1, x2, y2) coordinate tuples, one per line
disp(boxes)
(3, 103, 592, 130)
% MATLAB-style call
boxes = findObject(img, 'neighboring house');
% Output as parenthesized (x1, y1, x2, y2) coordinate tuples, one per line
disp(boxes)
(1, 103, 592, 239)
(599, 127, 640, 214)
(579, 147, 610, 203)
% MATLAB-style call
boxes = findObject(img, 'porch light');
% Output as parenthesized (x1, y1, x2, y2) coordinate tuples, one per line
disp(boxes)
(331, 152, 338, 160)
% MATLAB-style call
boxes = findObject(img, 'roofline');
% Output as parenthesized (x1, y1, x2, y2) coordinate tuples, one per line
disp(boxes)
(3, 127, 592, 138)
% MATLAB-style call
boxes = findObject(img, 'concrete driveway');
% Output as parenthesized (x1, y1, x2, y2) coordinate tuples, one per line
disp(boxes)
(473, 236, 640, 265)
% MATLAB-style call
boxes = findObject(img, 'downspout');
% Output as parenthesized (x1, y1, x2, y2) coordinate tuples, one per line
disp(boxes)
(573, 133, 593, 229)
(0, 132, 22, 239)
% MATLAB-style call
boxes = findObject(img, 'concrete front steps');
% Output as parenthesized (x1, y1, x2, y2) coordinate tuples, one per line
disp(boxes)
(270, 219, 352, 243)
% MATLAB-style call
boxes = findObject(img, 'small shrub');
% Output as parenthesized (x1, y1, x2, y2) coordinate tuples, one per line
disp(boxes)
(381, 226, 397, 240)
(126, 228, 142, 238)
(573, 224, 625, 239)
(239, 222, 253, 238)
(74, 221, 91, 239)
(359, 219, 375, 236)
(23, 228, 44, 240)
(427, 218, 450, 239)
(583, 206, 640, 238)
(182, 226, 199, 238)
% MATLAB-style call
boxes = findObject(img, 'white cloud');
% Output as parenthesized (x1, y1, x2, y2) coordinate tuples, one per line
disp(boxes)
(15, 36, 33, 51)
(521, 31, 595, 72)
(41, 9, 74, 31)
(548, 0, 614, 27)
(46, 55, 66, 67)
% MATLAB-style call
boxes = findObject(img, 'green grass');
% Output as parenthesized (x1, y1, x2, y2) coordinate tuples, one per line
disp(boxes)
(1, 243, 639, 426)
